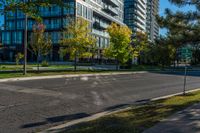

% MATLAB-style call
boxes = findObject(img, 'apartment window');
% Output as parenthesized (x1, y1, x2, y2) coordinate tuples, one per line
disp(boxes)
(63, 18, 69, 27)
(6, 21, 15, 30)
(83, 6, 87, 18)
(6, 12, 15, 20)
(17, 20, 24, 29)
(2, 32, 11, 45)
(51, 6, 61, 16)
(28, 20, 35, 30)
(51, 32, 61, 43)
(12, 31, 22, 44)
(87, 8, 92, 20)
(77, 3, 82, 16)
(17, 10, 24, 19)
(63, 2, 75, 15)
(51, 19, 61, 29)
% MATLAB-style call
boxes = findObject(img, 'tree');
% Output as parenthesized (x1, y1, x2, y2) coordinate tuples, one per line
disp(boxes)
(15, 53, 24, 65)
(191, 43, 200, 65)
(30, 23, 52, 71)
(157, 0, 200, 66)
(0, 0, 68, 75)
(131, 32, 148, 64)
(158, 0, 200, 46)
(155, 37, 176, 67)
(60, 17, 97, 71)
(104, 23, 133, 70)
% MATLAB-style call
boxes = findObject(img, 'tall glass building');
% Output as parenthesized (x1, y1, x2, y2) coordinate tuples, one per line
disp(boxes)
(146, 0, 159, 42)
(124, 0, 159, 42)
(124, 0, 147, 32)
(1, 0, 124, 62)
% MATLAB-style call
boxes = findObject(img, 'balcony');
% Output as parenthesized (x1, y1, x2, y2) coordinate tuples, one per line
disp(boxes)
(103, 5, 118, 16)
(93, 21, 109, 30)
(102, 0, 118, 7)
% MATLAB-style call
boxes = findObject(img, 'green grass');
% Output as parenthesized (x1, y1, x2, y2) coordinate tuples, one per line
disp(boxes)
(0, 64, 35, 71)
(0, 70, 135, 79)
(131, 65, 163, 71)
(0, 64, 74, 71)
(63, 91, 200, 133)
(0, 64, 164, 79)
(0, 71, 99, 79)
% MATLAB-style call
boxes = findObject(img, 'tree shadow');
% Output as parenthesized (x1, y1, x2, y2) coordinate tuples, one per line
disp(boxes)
(21, 113, 90, 129)
(152, 70, 200, 77)
(20, 93, 200, 132)
(61, 97, 200, 133)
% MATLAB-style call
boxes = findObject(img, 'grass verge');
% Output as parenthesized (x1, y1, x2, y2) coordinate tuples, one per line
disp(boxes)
(63, 90, 200, 133)
(0, 70, 136, 79)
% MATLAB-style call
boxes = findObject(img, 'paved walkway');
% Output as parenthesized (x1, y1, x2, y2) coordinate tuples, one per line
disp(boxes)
(144, 103, 200, 133)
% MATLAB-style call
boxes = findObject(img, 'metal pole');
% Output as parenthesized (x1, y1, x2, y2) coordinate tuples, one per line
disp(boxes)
(23, 14, 28, 75)
(183, 63, 187, 95)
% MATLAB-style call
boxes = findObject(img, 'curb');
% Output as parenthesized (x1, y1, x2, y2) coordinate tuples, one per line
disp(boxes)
(39, 88, 200, 133)
(40, 106, 132, 133)
(0, 71, 147, 83)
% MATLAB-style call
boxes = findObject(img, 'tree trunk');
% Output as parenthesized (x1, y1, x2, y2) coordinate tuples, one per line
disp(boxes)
(74, 52, 77, 71)
(37, 53, 40, 72)
(91, 55, 94, 66)
(116, 59, 119, 71)
(173, 50, 177, 70)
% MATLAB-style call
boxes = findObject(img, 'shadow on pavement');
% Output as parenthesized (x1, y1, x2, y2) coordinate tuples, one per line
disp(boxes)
(21, 113, 90, 129)
(152, 70, 200, 77)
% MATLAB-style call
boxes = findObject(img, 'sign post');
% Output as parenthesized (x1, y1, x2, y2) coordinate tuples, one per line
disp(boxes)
(183, 64, 187, 95)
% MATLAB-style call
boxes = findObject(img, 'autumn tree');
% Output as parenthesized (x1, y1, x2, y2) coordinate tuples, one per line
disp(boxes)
(104, 23, 133, 70)
(30, 23, 52, 71)
(60, 17, 97, 71)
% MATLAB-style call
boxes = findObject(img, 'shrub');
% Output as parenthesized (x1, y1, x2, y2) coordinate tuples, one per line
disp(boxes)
(41, 60, 49, 67)
(15, 53, 24, 65)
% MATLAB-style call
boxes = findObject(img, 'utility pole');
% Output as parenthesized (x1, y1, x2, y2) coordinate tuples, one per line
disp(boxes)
(23, 0, 30, 75)
(183, 61, 187, 95)
(23, 13, 28, 75)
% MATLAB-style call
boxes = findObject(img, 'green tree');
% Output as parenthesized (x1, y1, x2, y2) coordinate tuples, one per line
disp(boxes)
(15, 53, 24, 65)
(0, 0, 68, 75)
(104, 23, 133, 70)
(131, 32, 148, 64)
(191, 43, 200, 65)
(155, 37, 176, 67)
(30, 23, 52, 71)
(140, 36, 176, 67)
(158, 0, 200, 47)
(60, 17, 97, 71)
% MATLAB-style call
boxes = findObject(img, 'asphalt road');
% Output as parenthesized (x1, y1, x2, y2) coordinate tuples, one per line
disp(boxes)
(0, 72, 200, 133)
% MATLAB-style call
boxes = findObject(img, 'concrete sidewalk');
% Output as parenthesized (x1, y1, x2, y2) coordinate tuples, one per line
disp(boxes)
(144, 103, 200, 133)
(0, 71, 147, 83)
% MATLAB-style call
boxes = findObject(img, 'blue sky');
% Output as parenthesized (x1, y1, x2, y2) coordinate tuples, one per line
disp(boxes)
(160, 1, 196, 35)
(159, 0, 193, 16)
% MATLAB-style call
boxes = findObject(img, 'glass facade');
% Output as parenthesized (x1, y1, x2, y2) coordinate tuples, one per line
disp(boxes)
(146, 0, 159, 42)
(2, 0, 124, 61)
(124, 0, 147, 32)
(124, 0, 159, 42)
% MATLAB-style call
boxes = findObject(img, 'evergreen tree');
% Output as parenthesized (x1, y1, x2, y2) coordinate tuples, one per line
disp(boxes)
(158, 0, 200, 45)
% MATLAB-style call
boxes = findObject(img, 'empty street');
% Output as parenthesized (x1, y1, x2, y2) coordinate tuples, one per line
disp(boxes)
(0, 72, 200, 133)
